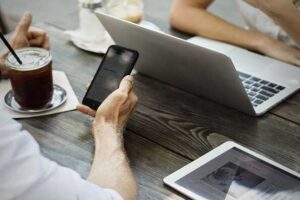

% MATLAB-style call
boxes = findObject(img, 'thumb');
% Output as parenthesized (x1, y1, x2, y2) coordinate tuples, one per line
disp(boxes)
(15, 12, 32, 34)
(119, 76, 133, 94)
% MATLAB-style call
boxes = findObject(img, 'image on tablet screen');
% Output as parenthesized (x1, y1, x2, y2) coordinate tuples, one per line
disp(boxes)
(202, 162, 265, 198)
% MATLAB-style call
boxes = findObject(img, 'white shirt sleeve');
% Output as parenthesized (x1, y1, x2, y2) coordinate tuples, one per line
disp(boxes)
(0, 113, 123, 200)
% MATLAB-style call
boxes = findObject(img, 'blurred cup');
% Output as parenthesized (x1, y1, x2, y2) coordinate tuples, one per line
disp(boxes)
(104, 0, 144, 23)
(79, 0, 106, 42)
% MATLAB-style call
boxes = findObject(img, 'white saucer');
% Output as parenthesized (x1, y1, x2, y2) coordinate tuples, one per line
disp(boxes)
(65, 30, 115, 54)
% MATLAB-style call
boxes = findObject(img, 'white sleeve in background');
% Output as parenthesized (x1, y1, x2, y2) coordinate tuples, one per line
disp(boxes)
(0, 113, 123, 200)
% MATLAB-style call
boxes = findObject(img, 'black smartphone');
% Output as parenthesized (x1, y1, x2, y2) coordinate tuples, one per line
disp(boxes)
(82, 45, 139, 110)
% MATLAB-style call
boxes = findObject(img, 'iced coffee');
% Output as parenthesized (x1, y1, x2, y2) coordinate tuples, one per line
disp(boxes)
(5, 48, 53, 109)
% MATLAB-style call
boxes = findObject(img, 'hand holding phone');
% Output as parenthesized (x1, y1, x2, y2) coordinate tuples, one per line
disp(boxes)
(82, 45, 139, 110)
(78, 75, 138, 129)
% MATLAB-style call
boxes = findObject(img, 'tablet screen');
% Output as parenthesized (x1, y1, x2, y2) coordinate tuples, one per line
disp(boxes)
(175, 147, 300, 200)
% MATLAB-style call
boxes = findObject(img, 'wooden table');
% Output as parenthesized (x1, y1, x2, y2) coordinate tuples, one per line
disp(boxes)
(2, 1, 300, 199)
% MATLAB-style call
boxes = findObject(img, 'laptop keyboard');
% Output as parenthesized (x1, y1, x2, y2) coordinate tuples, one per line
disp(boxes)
(238, 72, 286, 107)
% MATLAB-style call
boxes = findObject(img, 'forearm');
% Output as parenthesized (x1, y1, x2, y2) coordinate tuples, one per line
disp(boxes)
(170, 1, 270, 52)
(88, 125, 138, 200)
(266, 5, 300, 47)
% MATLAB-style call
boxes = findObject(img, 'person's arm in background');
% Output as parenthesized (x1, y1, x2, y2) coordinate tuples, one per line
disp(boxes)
(244, 0, 300, 47)
(170, 0, 300, 66)
(77, 76, 139, 200)
(0, 11, 49, 79)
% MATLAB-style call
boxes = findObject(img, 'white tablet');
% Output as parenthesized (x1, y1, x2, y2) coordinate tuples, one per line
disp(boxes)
(164, 141, 300, 200)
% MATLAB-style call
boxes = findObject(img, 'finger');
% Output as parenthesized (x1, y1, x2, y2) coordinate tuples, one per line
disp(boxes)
(28, 27, 45, 39)
(119, 75, 133, 94)
(128, 100, 138, 118)
(119, 91, 137, 116)
(28, 27, 47, 36)
(77, 104, 96, 117)
(42, 35, 50, 49)
(15, 12, 32, 35)
(102, 91, 128, 112)
(131, 91, 139, 106)
(119, 91, 138, 126)
(128, 91, 138, 115)
(29, 35, 45, 47)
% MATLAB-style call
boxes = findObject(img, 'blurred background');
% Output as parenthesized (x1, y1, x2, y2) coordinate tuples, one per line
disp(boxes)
(0, 0, 244, 34)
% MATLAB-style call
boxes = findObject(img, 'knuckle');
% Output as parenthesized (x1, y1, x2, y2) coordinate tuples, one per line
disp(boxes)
(123, 79, 133, 88)
(116, 91, 128, 100)
(133, 95, 139, 103)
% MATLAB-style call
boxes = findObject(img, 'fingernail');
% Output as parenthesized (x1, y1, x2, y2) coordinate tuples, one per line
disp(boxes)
(125, 75, 133, 81)
(23, 11, 31, 19)
(24, 11, 31, 17)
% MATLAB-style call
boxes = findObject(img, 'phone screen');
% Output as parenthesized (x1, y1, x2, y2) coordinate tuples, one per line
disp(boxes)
(85, 46, 138, 107)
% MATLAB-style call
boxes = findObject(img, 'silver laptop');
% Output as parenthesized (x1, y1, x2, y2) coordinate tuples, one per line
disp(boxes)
(96, 12, 300, 116)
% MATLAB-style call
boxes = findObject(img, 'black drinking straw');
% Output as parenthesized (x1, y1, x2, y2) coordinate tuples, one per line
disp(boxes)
(0, 32, 22, 65)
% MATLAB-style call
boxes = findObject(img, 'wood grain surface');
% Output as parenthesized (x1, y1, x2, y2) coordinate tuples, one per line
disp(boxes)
(1, 20, 299, 200)
(1, 1, 299, 199)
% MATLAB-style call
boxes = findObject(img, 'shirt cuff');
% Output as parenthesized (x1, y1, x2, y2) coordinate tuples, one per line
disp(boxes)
(103, 189, 124, 200)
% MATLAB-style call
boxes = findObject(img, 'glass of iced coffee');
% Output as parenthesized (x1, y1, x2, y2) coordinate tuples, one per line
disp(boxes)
(5, 48, 53, 109)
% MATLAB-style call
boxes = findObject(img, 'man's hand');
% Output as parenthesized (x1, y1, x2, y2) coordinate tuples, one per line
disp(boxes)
(0, 12, 50, 78)
(10, 12, 50, 50)
(78, 76, 138, 200)
(77, 76, 138, 131)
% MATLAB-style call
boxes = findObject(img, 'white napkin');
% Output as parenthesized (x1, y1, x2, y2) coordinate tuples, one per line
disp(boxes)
(64, 30, 115, 54)
(64, 21, 161, 54)
(0, 70, 79, 119)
